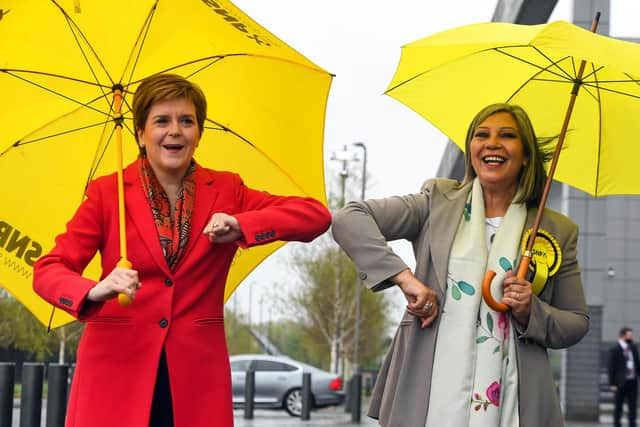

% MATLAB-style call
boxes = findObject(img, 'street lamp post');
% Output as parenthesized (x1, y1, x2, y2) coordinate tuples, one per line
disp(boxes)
(350, 142, 366, 423)
(330, 143, 366, 422)
(331, 144, 353, 208)
(329, 144, 354, 377)
(351, 142, 366, 375)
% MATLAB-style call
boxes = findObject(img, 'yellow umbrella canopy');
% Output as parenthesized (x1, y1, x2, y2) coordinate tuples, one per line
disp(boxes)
(0, 0, 332, 328)
(386, 20, 640, 196)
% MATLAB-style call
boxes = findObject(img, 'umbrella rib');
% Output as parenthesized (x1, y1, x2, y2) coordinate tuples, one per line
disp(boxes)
(385, 45, 572, 93)
(503, 56, 575, 104)
(495, 47, 575, 82)
(1, 120, 112, 155)
(50, 0, 114, 100)
(121, 0, 158, 88)
(580, 64, 606, 82)
(118, 56, 227, 118)
(86, 125, 118, 190)
(582, 82, 640, 99)
(590, 77, 640, 84)
(592, 65, 603, 196)
(1, 70, 113, 117)
(170, 57, 226, 81)
(204, 119, 310, 196)
(623, 72, 640, 86)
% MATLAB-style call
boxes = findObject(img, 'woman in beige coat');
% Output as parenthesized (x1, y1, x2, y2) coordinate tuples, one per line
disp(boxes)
(332, 103, 589, 427)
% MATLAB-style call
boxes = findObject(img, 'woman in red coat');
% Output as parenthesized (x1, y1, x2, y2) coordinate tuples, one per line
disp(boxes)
(33, 73, 332, 427)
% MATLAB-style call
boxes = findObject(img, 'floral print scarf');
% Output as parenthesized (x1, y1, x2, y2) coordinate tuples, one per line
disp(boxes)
(425, 178, 525, 427)
(138, 156, 195, 271)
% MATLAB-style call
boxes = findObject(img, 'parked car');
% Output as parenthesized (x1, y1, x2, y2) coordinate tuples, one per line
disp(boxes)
(230, 354, 345, 417)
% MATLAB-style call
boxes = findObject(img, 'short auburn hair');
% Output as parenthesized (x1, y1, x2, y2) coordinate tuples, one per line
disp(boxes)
(131, 73, 207, 143)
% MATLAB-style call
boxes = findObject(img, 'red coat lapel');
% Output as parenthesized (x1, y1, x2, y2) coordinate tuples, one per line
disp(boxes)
(123, 162, 172, 278)
(179, 165, 219, 264)
(123, 162, 220, 276)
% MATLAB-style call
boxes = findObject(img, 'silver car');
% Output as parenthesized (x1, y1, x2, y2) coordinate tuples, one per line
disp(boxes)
(230, 354, 345, 416)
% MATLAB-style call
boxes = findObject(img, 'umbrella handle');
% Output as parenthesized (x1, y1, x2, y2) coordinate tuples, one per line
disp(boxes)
(116, 258, 133, 307)
(481, 271, 509, 312)
(481, 256, 531, 312)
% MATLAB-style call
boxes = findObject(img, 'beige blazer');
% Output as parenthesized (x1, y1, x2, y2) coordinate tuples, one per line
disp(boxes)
(332, 178, 589, 427)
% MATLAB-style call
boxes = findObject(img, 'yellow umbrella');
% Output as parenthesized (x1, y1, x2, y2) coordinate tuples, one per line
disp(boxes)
(0, 0, 332, 328)
(386, 16, 640, 310)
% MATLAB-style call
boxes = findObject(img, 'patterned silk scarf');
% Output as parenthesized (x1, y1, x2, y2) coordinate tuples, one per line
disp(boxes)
(138, 156, 195, 271)
(425, 178, 525, 427)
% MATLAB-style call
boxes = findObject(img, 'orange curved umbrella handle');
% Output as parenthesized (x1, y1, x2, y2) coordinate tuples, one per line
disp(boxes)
(481, 256, 531, 312)
(481, 270, 508, 312)
(117, 258, 133, 307)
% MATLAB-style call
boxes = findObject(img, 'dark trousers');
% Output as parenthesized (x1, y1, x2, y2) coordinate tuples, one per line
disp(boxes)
(149, 350, 174, 427)
(614, 378, 638, 427)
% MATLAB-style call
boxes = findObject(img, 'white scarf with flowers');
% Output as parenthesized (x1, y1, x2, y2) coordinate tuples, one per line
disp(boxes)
(425, 178, 524, 427)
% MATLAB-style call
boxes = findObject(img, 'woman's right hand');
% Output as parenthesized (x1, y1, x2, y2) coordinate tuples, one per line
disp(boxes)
(393, 269, 439, 329)
(87, 267, 141, 302)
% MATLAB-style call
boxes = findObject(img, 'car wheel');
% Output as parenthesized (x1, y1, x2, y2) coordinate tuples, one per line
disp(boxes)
(284, 388, 303, 417)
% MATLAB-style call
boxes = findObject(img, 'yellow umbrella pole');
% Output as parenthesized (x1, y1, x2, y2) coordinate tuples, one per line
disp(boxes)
(113, 85, 134, 307)
(482, 14, 601, 312)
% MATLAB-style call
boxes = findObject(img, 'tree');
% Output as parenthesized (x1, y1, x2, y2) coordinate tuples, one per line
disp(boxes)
(224, 307, 263, 355)
(285, 235, 392, 376)
(0, 291, 83, 362)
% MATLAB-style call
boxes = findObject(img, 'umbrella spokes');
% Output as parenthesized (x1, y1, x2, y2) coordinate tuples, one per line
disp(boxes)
(203, 119, 310, 196)
(1, 0, 333, 327)
(483, 13, 603, 312)
(51, 0, 119, 92)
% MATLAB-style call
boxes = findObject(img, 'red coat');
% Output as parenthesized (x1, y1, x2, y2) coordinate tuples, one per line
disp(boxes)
(33, 162, 331, 427)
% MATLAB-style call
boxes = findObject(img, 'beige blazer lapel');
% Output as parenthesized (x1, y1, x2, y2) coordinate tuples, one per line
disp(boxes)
(428, 181, 472, 295)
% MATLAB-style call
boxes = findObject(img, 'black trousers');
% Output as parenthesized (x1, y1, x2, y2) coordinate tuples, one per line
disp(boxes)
(614, 378, 638, 427)
(149, 350, 174, 427)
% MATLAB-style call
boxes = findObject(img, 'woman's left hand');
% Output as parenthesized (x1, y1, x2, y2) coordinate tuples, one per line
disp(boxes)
(502, 269, 532, 327)
(204, 213, 243, 243)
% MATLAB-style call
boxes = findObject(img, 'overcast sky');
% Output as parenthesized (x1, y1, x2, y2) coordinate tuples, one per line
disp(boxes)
(225, 0, 639, 324)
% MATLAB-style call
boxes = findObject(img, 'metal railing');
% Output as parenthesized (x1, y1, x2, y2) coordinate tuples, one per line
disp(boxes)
(0, 362, 71, 427)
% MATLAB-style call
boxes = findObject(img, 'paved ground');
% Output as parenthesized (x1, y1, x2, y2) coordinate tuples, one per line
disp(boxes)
(9, 402, 624, 426)
(232, 407, 617, 427)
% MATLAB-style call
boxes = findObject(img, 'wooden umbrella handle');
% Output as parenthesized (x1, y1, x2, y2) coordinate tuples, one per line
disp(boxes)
(481, 270, 508, 312)
(481, 256, 531, 312)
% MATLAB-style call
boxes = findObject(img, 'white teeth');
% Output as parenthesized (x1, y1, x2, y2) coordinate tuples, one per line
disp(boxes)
(483, 156, 505, 163)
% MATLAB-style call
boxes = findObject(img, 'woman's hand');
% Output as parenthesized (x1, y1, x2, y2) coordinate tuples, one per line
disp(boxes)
(204, 213, 243, 243)
(393, 269, 439, 329)
(87, 267, 141, 302)
(502, 269, 532, 326)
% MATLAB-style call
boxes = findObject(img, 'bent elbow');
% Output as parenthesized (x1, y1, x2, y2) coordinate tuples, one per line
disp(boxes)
(549, 313, 590, 349)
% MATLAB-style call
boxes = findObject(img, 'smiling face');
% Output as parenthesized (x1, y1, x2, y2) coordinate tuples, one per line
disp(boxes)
(469, 111, 528, 197)
(137, 97, 200, 182)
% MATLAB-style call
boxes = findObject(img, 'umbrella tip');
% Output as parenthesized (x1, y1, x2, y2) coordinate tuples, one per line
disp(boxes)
(591, 12, 601, 32)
